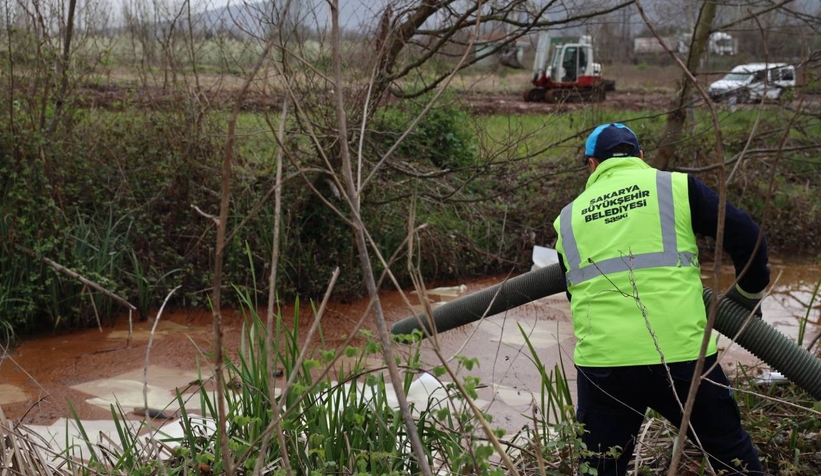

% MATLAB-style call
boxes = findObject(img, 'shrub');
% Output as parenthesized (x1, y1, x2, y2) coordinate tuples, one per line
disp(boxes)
(372, 97, 478, 169)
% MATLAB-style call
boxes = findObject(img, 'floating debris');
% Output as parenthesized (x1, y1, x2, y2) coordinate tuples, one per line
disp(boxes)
(754, 371, 790, 386)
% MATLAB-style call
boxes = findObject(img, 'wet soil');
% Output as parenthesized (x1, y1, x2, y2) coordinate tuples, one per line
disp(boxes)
(461, 90, 674, 115)
(72, 81, 675, 115)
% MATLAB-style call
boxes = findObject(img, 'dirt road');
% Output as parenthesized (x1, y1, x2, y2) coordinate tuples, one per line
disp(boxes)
(74, 81, 675, 115)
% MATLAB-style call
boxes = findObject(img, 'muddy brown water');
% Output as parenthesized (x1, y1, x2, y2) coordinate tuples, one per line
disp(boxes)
(1, 259, 819, 431)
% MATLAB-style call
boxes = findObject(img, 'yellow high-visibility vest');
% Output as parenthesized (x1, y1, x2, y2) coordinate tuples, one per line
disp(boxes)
(553, 158, 716, 367)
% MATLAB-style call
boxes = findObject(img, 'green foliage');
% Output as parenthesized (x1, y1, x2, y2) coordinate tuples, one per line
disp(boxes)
(509, 326, 601, 475)
(701, 109, 821, 255)
(128, 249, 182, 321)
(0, 107, 224, 334)
(373, 97, 478, 169)
(797, 275, 821, 346)
(65, 294, 492, 474)
(733, 368, 821, 475)
(281, 183, 361, 300)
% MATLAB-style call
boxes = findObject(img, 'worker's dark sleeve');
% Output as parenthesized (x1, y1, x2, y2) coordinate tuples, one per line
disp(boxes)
(688, 175, 770, 293)
(558, 252, 572, 301)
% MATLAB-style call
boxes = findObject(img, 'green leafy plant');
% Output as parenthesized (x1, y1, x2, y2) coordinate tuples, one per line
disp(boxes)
(373, 95, 478, 169)
(510, 323, 600, 475)
(128, 249, 182, 320)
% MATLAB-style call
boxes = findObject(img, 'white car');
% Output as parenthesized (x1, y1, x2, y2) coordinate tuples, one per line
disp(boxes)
(708, 63, 795, 102)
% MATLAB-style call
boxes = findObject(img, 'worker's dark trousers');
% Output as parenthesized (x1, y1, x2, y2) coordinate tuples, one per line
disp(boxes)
(576, 354, 765, 476)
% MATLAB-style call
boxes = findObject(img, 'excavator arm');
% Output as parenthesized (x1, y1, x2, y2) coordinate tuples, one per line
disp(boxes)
(499, 43, 525, 69)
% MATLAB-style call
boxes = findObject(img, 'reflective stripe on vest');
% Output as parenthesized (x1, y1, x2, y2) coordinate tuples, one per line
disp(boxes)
(560, 170, 697, 286)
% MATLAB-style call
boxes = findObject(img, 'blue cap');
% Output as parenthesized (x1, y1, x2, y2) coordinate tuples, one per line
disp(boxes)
(584, 123, 640, 160)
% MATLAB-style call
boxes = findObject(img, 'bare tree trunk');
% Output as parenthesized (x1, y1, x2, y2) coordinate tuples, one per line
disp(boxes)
(257, 97, 293, 476)
(46, 0, 77, 136)
(329, 1, 433, 474)
(207, 3, 293, 473)
(651, 0, 717, 171)
(211, 97, 237, 476)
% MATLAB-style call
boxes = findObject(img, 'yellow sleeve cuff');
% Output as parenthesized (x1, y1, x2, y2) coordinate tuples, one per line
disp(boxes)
(735, 284, 765, 300)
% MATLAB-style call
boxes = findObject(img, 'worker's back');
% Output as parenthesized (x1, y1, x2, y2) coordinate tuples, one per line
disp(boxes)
(554, 157, 714, 367)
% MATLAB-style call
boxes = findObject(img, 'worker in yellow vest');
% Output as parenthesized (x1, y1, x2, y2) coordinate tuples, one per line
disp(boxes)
(553, 123, 768, 475)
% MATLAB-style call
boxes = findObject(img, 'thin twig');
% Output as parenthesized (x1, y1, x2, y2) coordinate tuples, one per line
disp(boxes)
(633, 2, 728, 473)
(703, 377, 821, 417)
(279, 268, 340, 404)
(83, 285, 103, 332)
(190, 204, 220, 225)
(237, 230, 419, 469)
(141, 285, 179, 476)
(14, 244, 136, 311)
(256, 92, 292, 476)
(328, 0, 431, 472)
(208, 1, 295, 473)
(142, 286, 180, 419)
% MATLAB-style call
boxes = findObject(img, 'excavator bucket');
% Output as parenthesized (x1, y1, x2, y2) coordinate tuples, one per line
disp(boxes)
(499, 44, 524, 69)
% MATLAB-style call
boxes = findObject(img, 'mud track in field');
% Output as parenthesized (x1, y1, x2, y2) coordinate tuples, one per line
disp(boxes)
(74, 83, 675, 115)
(459, 90, 674, 115)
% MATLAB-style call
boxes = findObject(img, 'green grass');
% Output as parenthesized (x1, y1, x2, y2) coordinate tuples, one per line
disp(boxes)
(477, 110, 666, 163)
(734, 366, 821, 475)
(476, 105, 821, 167)
(797, 276, 821, 347)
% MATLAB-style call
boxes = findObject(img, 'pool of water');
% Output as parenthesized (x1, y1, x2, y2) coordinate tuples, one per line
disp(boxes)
(0, 259, 818, 437)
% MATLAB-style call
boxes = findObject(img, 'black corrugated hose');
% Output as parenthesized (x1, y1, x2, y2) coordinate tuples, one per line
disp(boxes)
(391, 263, 821, 400)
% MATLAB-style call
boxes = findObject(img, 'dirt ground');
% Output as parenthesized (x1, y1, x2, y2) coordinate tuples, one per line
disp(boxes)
(75, 66, 680, 115)
(75, 82, 676, 115)
(87, 62, 812, 117)
(461, 90, 674, 115)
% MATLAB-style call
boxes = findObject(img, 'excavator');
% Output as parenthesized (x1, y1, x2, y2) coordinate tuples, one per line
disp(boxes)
(501, 32, 614, 103)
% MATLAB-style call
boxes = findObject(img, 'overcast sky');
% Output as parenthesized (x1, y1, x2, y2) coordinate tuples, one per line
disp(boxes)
(91, 0, 383, 30)
(79, 0, 820, 33)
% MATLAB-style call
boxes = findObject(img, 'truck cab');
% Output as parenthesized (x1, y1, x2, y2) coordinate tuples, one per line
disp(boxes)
(523, 33, 608, 103)
(530, 37, 599, 87)
(547, 43, 598, 83)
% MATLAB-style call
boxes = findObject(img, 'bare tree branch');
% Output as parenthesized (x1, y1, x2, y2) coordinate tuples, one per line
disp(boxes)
(329, 0, 434, 472)
(208, 1, 294, 473)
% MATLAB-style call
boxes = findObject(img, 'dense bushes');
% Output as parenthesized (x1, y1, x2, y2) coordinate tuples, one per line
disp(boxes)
(1, 110, 221, 331)
(0, 94, 545, 338)
(372, 99, 478, 169)
(4, 84, 817, 339)
(684, 119, 821, 259)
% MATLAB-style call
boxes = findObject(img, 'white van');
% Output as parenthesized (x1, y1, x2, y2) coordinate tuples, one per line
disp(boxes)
(708, 63, 795, 102)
